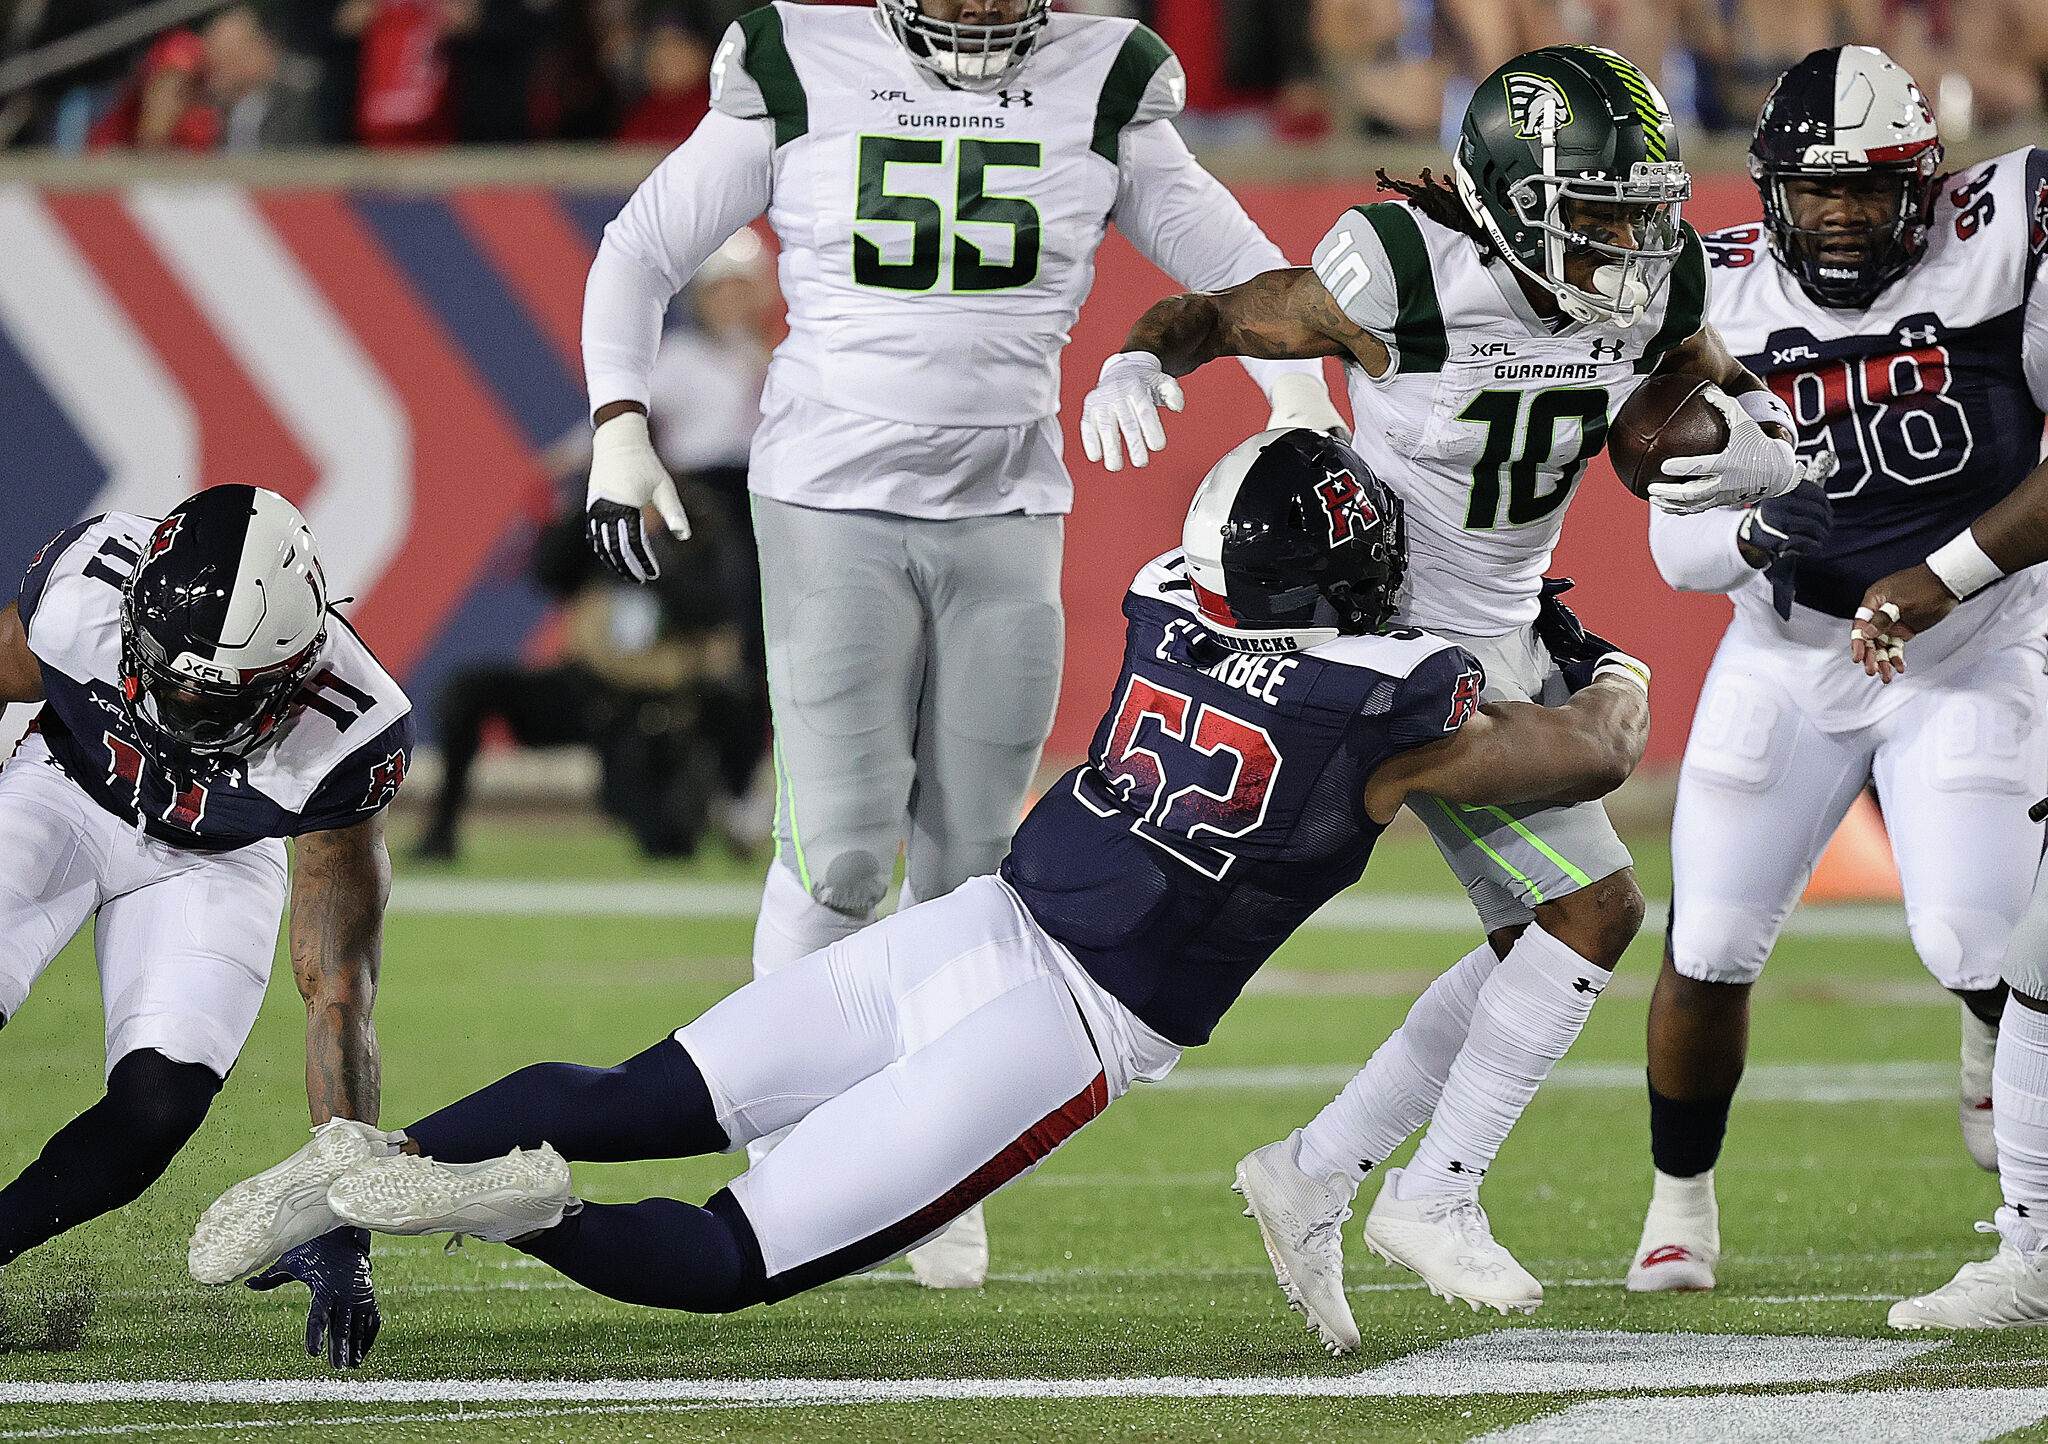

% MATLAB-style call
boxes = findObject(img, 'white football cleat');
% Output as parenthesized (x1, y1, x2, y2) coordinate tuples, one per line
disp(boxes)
(1233, 1130, 1361, 1356)
(188, 1118, 404, 1285)
(908, 1204, 988, 1289)
(1360, 1168, 1541, 1314)
(1627, 1168, 1721, 1292)
(1889, 1207, 2048, 1330)
(1960, 1002, 1999, 1173)
(327, 1146, 575, 1243)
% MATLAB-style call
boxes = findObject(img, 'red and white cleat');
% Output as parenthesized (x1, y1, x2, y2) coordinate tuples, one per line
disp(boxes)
(1627, 1169, 1719, 1292)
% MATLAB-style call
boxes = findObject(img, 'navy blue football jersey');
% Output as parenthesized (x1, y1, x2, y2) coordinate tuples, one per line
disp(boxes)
(15, 513, 414, 852)
(1705, 146, 2048, 619)
(1002, 552, 1483, 1047)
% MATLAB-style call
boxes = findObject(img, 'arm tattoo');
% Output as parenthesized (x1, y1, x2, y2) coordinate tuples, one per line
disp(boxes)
(289, 817, 389, 1126)
(1121, 268, 1378, 376)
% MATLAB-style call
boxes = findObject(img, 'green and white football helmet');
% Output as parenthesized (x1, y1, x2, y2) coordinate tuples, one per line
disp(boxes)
(1452, 46, 1691, 328)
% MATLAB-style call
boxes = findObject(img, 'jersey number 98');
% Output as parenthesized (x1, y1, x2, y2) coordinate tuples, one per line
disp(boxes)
(855, 136, 1043, 293)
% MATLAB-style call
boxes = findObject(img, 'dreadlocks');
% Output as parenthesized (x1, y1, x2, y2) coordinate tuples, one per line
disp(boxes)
(1375, 168, 1492, 251)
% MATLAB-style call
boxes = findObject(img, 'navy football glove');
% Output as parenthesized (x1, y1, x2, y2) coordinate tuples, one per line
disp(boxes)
(1738, 479, 1833, 562)
(1534, 577, 1632, 694)
(1739, 479, 1833, 618)
(247, 1226, 379, 1369)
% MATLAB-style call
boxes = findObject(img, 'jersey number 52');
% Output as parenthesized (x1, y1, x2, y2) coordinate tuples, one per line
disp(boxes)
(1080, 676, 1282, 881)
(854, 136, 1043, 293)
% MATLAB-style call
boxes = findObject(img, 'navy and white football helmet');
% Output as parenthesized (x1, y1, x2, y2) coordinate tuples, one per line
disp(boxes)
(1749, 45, 1943, 309)
(120, 485, 329, 765)
(1182, 429, 1406, 654)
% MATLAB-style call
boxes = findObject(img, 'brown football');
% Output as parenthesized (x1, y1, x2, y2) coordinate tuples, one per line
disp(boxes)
(1607, 374, 1730, 500)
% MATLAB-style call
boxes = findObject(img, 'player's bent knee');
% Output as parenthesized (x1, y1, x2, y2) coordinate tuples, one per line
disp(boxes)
(1539, 869, 1644, 966)
(1668, 904, 1774, 987)
(1909, 905, 2016, 992)
(104, 1049, 223, 1160)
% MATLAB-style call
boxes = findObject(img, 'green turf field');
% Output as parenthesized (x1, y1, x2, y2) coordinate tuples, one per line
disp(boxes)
(0, 816, 2041, 1442)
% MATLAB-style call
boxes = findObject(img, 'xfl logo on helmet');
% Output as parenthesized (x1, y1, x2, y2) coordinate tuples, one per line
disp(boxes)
(1314, 469, 1378, 547)
(146, 514, 184, 563)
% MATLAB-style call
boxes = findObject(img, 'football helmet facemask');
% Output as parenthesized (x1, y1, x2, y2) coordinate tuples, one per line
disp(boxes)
(878, 0, 1049, 93)
(1749, 45, 1942, 309)
(120, 485, 329, 766)
(1454, 45, 1691, 328)
(1182, 429, 1406, 655)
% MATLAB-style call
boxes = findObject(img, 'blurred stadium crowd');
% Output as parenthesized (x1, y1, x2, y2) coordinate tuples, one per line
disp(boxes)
(2, 0, 2043, 153)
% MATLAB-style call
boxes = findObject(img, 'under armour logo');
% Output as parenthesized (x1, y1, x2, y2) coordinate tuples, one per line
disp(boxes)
(1573, 977, 1599, 994)
(1446, 1160, 1487, 1177)
(998, 89, 1033, 108)
(1589, 338, 1626, 362)
(1898, 324, 1938, 347)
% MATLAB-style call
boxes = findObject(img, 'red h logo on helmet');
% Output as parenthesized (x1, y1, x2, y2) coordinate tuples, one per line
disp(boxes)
(145, 514, 184, 563)
(1314, 469, 1377, 548)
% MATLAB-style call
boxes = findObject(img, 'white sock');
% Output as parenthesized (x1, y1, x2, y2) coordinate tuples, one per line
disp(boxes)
(1299, 942, 1503, 1183)
(1402, 923, 1604, 1198)
(750, 859, 871, 978)
(1996, 1000, 2048, 1220)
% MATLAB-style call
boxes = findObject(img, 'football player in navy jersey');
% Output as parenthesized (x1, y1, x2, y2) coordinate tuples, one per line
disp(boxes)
(1634, 45, 2048, 1306)
(0, 485, 413, 1368)
(197, 429, 1649, 1341)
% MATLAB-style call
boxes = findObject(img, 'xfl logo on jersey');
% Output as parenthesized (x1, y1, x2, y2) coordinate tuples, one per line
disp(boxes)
(1314, 468, 1379, 547)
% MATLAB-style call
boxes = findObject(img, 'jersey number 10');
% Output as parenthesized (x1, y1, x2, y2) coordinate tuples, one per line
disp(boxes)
(855, 136, 1043, 293)
(1459, 387, 1610, 529)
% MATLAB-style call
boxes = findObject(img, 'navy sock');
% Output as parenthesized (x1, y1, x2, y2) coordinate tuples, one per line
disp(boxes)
(408, 1037, 728, 1164)
(0, 1050, 220, 1265)
(519, 1189, 766, 1314)
(1647, 1081, 1734, 1179)
(1954, 983, 2010, 1030)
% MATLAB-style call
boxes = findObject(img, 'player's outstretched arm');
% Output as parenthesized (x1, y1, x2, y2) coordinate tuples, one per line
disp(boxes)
(1081, 270, 1386, 471)
(289, 814, 389, 1127)
(1362, 670, 1651, 826)
(1852, 451, 2048, 682)
(0, 603, 44, 705)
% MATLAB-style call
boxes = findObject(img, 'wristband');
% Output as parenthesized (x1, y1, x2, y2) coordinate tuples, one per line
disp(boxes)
(1591, 652, 1651, 695)
(1735, 387, 1794, 434)
(1925, 529, 2005, 601)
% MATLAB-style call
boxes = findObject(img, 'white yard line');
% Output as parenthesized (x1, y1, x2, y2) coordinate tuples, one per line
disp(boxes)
(387, 879, 1912, 941)
(1477, 1387, 2048, 1444)
(1155, 1060, 1956, 1102)
(0, 1332, 1939, 1408)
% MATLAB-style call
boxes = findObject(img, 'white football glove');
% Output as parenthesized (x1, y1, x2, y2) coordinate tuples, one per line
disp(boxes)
(1647, 388, 1801, 516)
(586, 409, 690, 583)
(1264, 371, 1351, 439)
(1080, 351, 1184, 472)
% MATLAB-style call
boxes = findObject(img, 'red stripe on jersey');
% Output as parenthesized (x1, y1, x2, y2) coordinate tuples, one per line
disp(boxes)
(45, 193, 319, 509)
(760, 1071, 1110, 1302)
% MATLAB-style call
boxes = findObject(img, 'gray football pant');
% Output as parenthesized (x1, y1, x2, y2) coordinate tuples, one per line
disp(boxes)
(753, 496, 1065, 929)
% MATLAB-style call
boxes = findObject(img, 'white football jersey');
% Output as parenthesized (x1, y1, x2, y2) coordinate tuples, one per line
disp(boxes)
(709, 4, 1182, 431)
(1311, 200, 1707, 636)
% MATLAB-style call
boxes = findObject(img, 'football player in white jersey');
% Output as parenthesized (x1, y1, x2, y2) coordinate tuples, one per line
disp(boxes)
(0, 486, 413, 1368)
(1079, 44, 1809, 1332)
(578, 0, 1344, 1289)
(1630, 47, 2048, 1304)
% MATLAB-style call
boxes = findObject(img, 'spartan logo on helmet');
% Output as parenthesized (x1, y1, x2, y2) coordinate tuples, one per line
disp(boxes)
(1503, 73, 1573, 141)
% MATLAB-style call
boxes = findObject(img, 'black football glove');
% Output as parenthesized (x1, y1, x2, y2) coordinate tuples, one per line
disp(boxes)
(247, 1226, 379, 1369)
(1534, 577, 1634, 694)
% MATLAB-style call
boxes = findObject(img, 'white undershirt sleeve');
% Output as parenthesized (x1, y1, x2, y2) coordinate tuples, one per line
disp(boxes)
(582, 111, 775, 417)
(2023, 258, 2048, 417)
(1110, 119, 1323, 400)
(1648, 505, 1758, 594)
